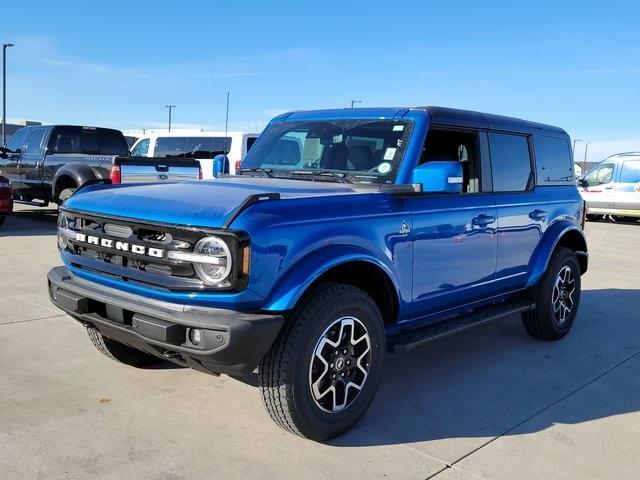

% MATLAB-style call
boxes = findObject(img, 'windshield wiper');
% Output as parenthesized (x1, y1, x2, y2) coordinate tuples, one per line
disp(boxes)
(237, 168, 274, 178)
(290, 170, 353, 184)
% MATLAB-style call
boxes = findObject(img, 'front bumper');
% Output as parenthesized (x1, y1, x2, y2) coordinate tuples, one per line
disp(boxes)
(47, 266, 284, 375)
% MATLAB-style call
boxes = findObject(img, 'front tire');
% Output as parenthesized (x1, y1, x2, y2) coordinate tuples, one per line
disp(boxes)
(87, 327, 159, 367)
(522, 247, 581, 340)
(259, 282, 385, 441)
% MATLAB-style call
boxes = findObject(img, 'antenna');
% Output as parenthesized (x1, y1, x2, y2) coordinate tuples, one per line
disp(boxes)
(224, 92, 230, 152)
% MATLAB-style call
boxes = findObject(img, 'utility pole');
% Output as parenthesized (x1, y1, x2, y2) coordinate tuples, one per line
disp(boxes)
(350, 99, 362, 108)
(165, 105, 175, 132)
(2, 43, 15, 146)
(583, 142, 591, 172)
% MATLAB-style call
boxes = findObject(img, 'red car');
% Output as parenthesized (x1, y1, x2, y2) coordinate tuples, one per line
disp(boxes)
(0, 176, 13, 226)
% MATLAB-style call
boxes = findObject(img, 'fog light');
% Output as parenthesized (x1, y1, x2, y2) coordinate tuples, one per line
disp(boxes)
(189, 328, 203, 345)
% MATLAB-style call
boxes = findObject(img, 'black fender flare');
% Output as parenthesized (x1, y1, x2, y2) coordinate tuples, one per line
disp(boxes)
(51, 164, 105, 200)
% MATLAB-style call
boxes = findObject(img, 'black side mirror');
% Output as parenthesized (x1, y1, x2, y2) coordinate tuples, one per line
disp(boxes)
(0, 146, 7, 160)
(578, 178, 588, 188)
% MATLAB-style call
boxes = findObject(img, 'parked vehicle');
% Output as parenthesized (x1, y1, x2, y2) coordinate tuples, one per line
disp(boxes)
(129, 130, 259, 178)
(579, 152, 640, 220)
(48, 107, 587, 441)
(0, 176, 12, 226)
(0, 125, 201, 206)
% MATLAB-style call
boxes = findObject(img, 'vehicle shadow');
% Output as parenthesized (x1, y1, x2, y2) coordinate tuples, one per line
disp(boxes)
(322, 287, 640, 448)
(0, 207, 59, 237)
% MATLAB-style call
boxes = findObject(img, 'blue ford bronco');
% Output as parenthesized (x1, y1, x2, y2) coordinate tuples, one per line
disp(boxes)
(48, 107, 587, 441)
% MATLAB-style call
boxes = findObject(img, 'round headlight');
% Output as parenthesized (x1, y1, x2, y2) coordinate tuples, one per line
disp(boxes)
(192, 236, 232, 285)
(57, 213, 69, 249)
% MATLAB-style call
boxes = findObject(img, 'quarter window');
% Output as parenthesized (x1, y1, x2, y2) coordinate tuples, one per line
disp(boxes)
(533, 135, 574, 184)
(489, 133, 532, 192)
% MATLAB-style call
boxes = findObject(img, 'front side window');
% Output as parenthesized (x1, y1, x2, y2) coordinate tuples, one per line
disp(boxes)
(241, 119, 413, 184)
(131, 138, 150, 156)
(583, 164, 614, 186)
(6, 128, 28, 152)
(154, 137, 232, 159)
(619, 160, 640, 183)
(489, 133, 532, 192)
(420, 128, 481, 193)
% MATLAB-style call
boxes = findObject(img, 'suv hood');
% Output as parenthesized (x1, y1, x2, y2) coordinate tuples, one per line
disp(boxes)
(64, 177, 367, 228)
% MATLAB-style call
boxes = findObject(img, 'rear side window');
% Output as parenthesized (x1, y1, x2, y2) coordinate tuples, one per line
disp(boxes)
(48, 127, 128, 155)
(488, 133, 532, 192)
(620, 160, 640, 183)
(246, 136, 257, 151)
(6, 128, 29, 152)
(98, 129, 129, 155)
(154, 137, 232, 159)
(533, 135, 574, 184)
(23, 127, 47, 156)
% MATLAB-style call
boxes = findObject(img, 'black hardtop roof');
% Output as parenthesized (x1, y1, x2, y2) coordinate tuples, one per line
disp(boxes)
(21, 124, 124, 133)
(418, 106, 567, 136)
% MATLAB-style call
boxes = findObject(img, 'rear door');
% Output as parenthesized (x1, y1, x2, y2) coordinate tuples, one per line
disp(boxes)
(488, 132, 548, 291)
(612, 159, 640, 216)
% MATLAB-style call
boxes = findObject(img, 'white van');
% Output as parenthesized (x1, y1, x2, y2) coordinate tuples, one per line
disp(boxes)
(129, 130, 259, 178)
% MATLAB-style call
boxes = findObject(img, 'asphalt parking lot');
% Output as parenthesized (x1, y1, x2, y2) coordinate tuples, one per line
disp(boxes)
(0, 204, 638, 480)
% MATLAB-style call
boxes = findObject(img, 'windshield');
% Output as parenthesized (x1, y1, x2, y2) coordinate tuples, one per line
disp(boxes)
(240, 119, 413, 184)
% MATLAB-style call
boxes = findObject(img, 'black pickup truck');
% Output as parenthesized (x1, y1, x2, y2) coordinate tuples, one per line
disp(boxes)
(0, 125, 201, 205)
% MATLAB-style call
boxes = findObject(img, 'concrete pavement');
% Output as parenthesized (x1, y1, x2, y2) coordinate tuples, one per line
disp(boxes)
(0, 204, 638, 479)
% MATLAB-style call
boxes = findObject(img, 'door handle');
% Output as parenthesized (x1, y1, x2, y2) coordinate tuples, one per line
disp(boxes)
(472, 214, 496, 227)
(604, 186, 614, 190)
(529, 209, 548, 221)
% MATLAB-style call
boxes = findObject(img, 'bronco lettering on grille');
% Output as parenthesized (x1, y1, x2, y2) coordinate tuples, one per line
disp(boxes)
(74, 233, 164, 258)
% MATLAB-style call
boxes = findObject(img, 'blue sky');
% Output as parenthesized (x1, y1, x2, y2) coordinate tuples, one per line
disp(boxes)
(2, 0, 639, 161)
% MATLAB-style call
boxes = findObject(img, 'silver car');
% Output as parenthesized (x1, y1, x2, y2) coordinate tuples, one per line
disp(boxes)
(579, 152, 640, 220)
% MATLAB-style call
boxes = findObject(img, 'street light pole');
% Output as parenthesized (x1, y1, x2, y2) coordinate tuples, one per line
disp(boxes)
(583, 142, 591, 172)
(350, 99, 362, 108)
(165, 105, 175, 132)
(2, 43, 15, 146)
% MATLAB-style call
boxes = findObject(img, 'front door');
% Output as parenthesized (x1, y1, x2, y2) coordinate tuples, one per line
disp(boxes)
(20, 127, 48, 200)
(408, 127, 498, 317)
(0, 127, 29, 193)
(580, 163, 615, 214)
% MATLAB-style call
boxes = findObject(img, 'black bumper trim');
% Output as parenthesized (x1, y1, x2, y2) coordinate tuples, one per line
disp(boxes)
(47, 266, 284, 374)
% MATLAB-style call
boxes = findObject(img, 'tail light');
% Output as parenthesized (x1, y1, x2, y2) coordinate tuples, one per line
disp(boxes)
(198, 165, 203, 180)
(110, 164, 121, 184)
(235, 160, 242, 173)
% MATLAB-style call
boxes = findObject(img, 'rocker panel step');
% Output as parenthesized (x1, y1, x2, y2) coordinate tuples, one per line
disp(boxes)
(388, 301, 535, 353)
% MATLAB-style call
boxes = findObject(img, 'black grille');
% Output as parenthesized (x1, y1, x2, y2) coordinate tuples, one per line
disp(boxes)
(60, 209, 245, 291)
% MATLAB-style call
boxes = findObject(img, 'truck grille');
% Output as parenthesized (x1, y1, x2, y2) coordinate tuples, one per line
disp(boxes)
(59, 210, 241, 291)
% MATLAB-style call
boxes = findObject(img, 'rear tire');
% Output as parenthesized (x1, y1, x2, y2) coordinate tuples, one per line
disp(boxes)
(522, 247, 581, 341)
(58, 187, 76, 204)
(259, 282, 385, 441)
(87, 327, 159, 367)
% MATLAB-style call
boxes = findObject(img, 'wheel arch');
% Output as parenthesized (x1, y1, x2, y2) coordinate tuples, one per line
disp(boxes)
(52, 164, 100, 201)
(527, 221, 588, 287)
(262, 249, 401, 325)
